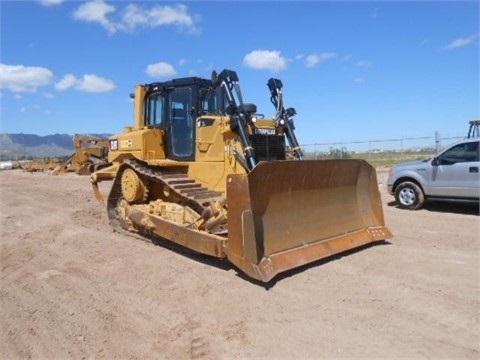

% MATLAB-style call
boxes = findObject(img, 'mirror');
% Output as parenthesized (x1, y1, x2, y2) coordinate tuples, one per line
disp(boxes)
(211, 70, 219, 86)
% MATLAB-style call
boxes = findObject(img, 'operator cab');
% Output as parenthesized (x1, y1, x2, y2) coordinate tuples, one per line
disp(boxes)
(143, 77, 224, 161)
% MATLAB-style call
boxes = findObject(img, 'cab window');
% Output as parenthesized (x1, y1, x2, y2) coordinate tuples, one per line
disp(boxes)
(169, 87, 194, 158)
(146, 94, 164, 127)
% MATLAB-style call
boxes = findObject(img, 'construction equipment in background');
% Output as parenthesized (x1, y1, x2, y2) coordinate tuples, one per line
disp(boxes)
(467, 120, 480, 138)
(91, 69, 392, 283)
(22, 159, 60, 173)
(52, 134, 109, 175)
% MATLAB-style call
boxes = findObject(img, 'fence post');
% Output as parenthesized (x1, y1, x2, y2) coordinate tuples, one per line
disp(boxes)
(435, 131, 440, 153)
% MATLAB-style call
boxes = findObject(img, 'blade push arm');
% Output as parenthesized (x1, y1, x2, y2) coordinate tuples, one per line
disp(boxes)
(267, 78, 304, 160)
(213, 69, 257, 171)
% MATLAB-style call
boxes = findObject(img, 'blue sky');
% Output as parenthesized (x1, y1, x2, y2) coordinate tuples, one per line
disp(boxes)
(0, 0, 478, 149)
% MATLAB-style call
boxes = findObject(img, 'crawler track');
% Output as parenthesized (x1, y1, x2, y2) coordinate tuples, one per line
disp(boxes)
(107, 158, 226, 237)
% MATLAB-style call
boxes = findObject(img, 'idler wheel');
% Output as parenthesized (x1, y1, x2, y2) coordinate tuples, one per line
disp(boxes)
(121, 168, 148, 204)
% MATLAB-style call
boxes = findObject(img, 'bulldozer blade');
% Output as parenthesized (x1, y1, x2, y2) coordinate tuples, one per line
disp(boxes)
(91, 181, 106, 205)
(225, 159, 392, 282)
(76, 163, 92, 176)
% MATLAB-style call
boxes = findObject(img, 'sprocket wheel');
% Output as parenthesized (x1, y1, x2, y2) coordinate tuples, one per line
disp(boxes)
(121, 168, 149, 204)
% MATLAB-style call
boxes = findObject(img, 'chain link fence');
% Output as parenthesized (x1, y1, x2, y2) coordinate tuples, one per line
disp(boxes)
(299, 132, 466, 167)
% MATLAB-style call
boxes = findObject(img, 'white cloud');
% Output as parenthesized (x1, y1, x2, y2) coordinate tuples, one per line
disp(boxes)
(179, 58, 188, 66)
(73, 0, 118, 34)
(122, 4, 148, 29)
(305, 55, 319, 68)
(305, 53, 337, 68)
(0, 64, 53, 92)
(55, 73, 115, 92)
(444, 34, 478, 50)
(72, 1, 199, 34)
(76, 74, 116, 92)
(43, 92, 55, 98)
(243, 50, 288, 72)
(39, 0, 63, 6)
(146, 62, 177, 78)
(357, 60, 374, 68)
(55, 74, 78, 91)
(123, 3, 199, 33)
(18, 104, 52, 114)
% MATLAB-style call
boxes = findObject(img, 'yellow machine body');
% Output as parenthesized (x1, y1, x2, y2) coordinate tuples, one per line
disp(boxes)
(91, 70, 392, 282)
(53, 134, 109, 175)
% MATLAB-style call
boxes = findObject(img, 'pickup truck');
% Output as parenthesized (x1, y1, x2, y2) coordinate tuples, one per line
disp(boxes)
(387, 138, 479, 209)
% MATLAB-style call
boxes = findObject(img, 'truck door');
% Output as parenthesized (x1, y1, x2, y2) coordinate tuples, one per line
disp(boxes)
(430, 140, 480, 198)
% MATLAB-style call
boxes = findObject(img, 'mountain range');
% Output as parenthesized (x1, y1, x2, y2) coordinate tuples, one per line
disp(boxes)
(0, 133, 110, 160)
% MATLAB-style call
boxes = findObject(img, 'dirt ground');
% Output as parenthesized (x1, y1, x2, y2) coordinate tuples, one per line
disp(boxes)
(0, 168, 478, 359)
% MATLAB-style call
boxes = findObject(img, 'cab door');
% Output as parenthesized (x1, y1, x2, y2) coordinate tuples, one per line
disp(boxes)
(167, 86, 195, 161)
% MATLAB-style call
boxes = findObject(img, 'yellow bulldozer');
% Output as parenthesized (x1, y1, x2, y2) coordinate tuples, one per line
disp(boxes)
(22, 159, 60, 173)
(52, 134, 109, 175)
(91, 69, 392, 282)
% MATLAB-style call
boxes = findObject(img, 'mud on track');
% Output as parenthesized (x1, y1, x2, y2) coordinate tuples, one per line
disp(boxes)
(1, 169, 479, 359)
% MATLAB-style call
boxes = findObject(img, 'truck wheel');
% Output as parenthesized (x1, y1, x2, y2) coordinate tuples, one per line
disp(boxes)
(394, 181, 425, 210)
